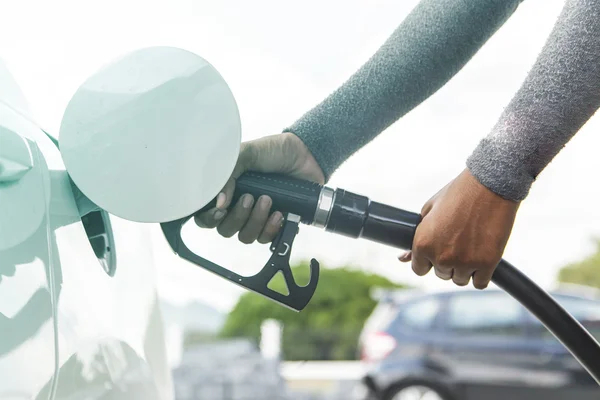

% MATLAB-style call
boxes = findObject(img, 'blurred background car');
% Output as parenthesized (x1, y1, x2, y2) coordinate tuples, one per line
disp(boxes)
(355, 287, 600, 400)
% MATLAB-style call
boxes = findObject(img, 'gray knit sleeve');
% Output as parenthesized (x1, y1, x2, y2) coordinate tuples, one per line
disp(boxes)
(285, 0, 524, 181)
(467, 0, 600, 201)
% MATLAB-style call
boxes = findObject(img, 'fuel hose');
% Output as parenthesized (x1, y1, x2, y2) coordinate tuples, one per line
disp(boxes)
(223, 171, 600, 385)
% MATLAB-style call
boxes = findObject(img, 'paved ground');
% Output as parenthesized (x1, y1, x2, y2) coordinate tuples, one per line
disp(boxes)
(171, 340, 361, 400)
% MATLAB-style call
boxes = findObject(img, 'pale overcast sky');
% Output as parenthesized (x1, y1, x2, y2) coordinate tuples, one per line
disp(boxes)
(2, 0, 600, 311)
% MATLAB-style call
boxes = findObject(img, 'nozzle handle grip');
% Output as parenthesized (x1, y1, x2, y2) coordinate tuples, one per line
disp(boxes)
(199, 172, 323, 223)
(234, 172, 322, 223)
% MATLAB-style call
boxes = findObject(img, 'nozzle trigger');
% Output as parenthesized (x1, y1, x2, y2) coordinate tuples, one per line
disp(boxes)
(160, 213, 319, 311)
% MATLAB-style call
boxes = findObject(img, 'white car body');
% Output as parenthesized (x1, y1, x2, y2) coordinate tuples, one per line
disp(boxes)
(0, 61, 173, 399)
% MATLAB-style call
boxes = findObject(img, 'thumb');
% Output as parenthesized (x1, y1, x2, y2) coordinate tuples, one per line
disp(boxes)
(398, 251, 412, 262)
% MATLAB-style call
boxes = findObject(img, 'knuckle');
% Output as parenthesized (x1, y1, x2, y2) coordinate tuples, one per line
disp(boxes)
(238, 233, 255, 244)
(435, 249, 460, 267)
(258, 233, 276, 244)
(473, 281, 489, 290)
(412, 236, 432, 254)
(227, 214, 246, 227)
(412, 264, 429, 277)
(434, 270, 451, 280)
(217, 226, 235, 238)
(194, 214, 211, 227)
(472, 259, 493, 269)
(436, 256, 454, 267)
(194, 219, 209, 228)
(453, 278, 469, 286)
(259, 229, 275, 241)
(436, 253, 496, 271)
(435, 264, 452, 273)
(473, 252, 501, 269)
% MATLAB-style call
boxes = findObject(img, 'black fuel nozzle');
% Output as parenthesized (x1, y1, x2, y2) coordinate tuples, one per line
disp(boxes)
(322, 188, 421, 251)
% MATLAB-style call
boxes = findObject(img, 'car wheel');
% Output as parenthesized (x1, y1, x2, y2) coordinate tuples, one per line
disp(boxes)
(389, 384, 447, 400)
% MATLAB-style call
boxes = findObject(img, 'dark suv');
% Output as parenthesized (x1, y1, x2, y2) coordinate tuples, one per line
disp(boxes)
(355, 287, 600, 400)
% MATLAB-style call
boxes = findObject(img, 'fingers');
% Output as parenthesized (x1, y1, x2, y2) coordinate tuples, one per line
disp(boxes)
(472, 269, 494, 290)
(258, 211, 284, 244)
(194, 206, 227, 229)
(398, 251, 412, 262)
(214, 195, 282, 245)
(434, 265, 453, 281)
(401, 250, 475, 287)
(410, 224, 433, 277)
(238, 196, 273, 244)
(451, 268, 473, 287)
(411, 260, 477, 288)
(408, 218, 479, 287)
(411, 252, 433, 277)
(216, 194, 255, 238)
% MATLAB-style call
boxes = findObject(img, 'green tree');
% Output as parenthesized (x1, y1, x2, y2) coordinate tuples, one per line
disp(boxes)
(220, 261, 406, 360)
(558, 239, 600, 288)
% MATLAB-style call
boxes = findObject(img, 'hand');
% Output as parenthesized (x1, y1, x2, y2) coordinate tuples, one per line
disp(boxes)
(194, 132, 325, 244)
(399, 168, 520, 289)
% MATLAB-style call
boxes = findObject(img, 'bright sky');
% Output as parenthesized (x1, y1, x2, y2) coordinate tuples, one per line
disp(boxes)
(2, 0, 600, 312)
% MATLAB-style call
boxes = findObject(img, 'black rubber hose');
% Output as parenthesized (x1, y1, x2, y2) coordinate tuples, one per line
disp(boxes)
(493, 259, 600, 384)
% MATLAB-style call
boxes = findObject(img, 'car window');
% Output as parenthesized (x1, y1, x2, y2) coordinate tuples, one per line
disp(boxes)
(394, 296, 442, 332)
(554, 295, 600, 320)
(446, 292, 524, 336)
(530, 295, 600, 341)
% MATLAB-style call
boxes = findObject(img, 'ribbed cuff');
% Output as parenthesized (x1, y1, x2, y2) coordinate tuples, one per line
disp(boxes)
(466, 138, 534, 202)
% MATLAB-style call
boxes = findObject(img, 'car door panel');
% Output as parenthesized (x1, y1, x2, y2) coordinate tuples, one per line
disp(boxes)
(524, 325, 600, 399)
(0, 93, 58, 399)
(430, 291, 567, 400)
(47, 212, 172, 399)
(431, 336, 566, 400)
(0, 63, 173, 400)
(37, 122, 173, 399)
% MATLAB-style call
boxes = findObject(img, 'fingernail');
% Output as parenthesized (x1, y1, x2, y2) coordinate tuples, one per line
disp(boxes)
(398, 251, 410, 261)
(216, 192, 227, 209)
(242, 194, 254, 208)
(214, 210, 225, 220)
(259, 196, 272, 210)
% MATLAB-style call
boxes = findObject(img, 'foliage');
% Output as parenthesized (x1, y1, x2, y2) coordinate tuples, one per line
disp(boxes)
(557, 239, 600, 288)
(219, 261, 406, 360)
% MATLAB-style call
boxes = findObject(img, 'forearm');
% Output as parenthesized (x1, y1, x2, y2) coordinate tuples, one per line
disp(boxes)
(285, 0, 524, 181)
(467, 0, 600, 201)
